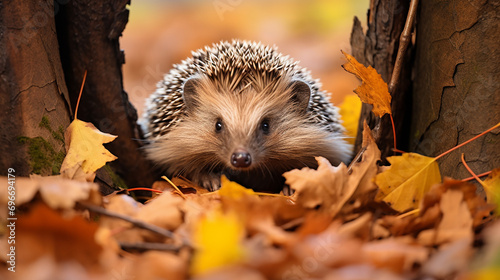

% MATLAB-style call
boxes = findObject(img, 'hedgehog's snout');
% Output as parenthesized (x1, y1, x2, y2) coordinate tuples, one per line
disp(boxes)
(230, 149, 252, 168)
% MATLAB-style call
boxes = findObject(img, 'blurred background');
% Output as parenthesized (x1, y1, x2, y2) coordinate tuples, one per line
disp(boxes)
(122, 0, 368, 126)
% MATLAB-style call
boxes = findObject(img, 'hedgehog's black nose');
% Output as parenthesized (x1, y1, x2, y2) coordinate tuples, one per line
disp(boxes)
(231, 150, 252, 168)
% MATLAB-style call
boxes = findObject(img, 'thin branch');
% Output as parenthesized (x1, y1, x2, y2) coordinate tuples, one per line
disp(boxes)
(462, 171, 492, 182)
(77, 201, 190, 246)
(460, 154, 486, 187)
(119, 242, 183, 252)
(435, 122, 500, 160)
(347, 146, 367, 174)
(388, 0, 419, 94)
(75, 70, 87, 120)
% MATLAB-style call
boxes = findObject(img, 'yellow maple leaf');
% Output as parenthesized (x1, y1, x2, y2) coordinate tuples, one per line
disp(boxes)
(219, 175, 256, 199)
(339, 94, 362, 145)
(375, 153, 442, 212)
(483, 168, 500, 214)
(60, 119, 117, 180)
(341, 50, 392, 117)
(190, 209, 246, 275)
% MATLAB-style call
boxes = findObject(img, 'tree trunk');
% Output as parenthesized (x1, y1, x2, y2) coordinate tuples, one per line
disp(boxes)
(55, 0, 154, 188)
(1, 0, 155, 188)
(0, 0, 71, 176)
(411, 0, 500, 179)
(350, 0, 413, 161)
(352, 0, 499, 179)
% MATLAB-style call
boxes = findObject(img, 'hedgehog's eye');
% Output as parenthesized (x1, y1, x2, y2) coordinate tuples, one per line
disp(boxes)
(215, 119, 223, 132)
(260, 119, 270, 134)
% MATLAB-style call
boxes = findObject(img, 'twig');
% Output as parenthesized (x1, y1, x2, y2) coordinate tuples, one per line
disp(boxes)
(119, 242, 183, 252)
(435, 122, 500, 160)
(347, 146, 367, 174)
(388, 0, 419, 94)
(462, 171, 492, 182)
(460, 154, 486, 187)
(77, 201, 187, 245)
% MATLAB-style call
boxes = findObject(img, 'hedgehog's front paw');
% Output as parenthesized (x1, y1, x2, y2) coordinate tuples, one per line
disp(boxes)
(199, 173, 222, 192)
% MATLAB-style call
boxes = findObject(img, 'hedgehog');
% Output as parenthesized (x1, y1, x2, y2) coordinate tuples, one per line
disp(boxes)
(140, 40, 352, 192)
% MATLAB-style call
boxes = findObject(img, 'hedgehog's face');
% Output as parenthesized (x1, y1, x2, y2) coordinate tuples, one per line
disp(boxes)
(180, 75, 320, 175)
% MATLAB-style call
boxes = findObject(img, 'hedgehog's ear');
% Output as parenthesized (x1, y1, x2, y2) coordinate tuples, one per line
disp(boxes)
(182, 77, 201, 110)
(289, 80, 311, 111)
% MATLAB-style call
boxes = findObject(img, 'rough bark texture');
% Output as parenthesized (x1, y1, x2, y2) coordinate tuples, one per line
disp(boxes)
(411, 0, 500, 179)
(56, 0, 154, 188)
(0, 0, 71, 176)
(350, 0, 413, 161)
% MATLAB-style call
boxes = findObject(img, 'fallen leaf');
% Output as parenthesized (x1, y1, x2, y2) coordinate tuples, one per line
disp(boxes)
(219, 175, 257, 199)
(284, 157, 348, 215)
(418, 189, 473, 246)
(134, 192, 184, 236)
(0, 175, 99, 210)
(422, 238, 472, 278)
(284, 123, 380, 218)
(363, 237, 428, 274)
(341, 50, 392, 117)
(16, 203, 102, 268)
(375, 153, 442, 212)
(338, 94, 362, 145)
(190, 209, 246, 275)
(60, 119, 117, 181)
(483, 168, 500, 214)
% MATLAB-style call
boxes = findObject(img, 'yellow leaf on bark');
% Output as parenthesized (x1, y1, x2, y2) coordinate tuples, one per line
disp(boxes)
(483, 168, 500, 214)
(60, 119, 117, 180)
(190, 209, 246, 275)
(375, 153, 441, 212)
(339, 94, 362, 145)
(341, 50, 392, 117)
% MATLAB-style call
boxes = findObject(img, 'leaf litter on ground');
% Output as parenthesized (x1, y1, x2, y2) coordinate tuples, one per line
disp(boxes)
(3, 57, 500, 280)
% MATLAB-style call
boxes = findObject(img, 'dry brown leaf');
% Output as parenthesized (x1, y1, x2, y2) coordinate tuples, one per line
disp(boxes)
(284, 157, 349, 216)
(134, 192, 184, 237)
(100, 195, 143, 243)
(0, 175, 99, 210)
(363, 237, 428, 274)
(418, 189, 473, 246)
(16, 203, 103, 268)
(284, 123, 380, 218)
(129, 251, 187, 280)
(422, 238, 472, 278)
(341, 50, 392, 117)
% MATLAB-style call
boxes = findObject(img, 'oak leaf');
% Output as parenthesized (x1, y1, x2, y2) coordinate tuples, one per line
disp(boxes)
(375, 153, 441, 212)
(60, 119, 117, 181)
(341, 50, 392, 117)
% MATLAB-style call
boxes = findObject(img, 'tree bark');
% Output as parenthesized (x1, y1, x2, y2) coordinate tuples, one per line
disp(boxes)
(411, 0, 500, 179)
(1, 0, 155, 188)
(0, 0, 71, 176)
(350, 0, 413, 161)
(56, 0, 154, 188)
(351, 0, 499, 179)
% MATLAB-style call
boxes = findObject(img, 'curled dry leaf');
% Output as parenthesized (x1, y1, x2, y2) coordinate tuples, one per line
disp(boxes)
(284, 122, 380, 218)
(60, 119, 117, 182)
(0, 175, 99, 210)
(341, 50, 392, 117)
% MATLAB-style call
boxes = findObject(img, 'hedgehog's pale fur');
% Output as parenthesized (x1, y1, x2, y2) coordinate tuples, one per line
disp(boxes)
(141, 40, 352, 192)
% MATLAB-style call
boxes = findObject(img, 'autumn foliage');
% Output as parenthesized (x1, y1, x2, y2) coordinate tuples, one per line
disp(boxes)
(1, 54, 499, 280)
